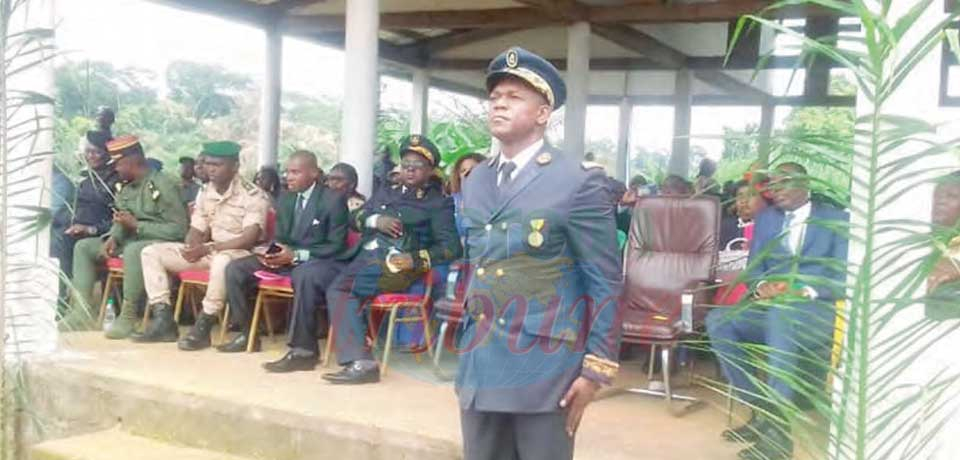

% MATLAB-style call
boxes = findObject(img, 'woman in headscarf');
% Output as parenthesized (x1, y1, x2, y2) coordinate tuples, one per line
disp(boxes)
(325, 162, 367, 211)
(53, 130, 120, 304)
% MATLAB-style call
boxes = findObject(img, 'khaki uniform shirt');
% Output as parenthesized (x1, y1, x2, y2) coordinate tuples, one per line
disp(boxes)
(191, 177, 269, 243)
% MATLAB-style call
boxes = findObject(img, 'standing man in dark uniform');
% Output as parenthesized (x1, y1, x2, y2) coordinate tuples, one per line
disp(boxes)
(218, 150, 348, 357)
(322, 135, 462, 384)
(455, 48, 622, 460)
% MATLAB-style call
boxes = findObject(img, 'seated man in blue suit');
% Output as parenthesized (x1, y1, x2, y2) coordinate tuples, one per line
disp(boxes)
(706, 162, 848, 460)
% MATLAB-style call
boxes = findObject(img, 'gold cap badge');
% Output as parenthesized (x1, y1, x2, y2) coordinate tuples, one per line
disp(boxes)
(536, 152, 552, 165)
(506, 49, 519, 68)
(410, 135, 421, 146)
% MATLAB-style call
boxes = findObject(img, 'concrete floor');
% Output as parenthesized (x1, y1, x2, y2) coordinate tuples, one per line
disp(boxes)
(38, 331, 808, 460)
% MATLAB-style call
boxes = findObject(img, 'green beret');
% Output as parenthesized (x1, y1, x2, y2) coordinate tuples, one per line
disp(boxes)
(202, 141, 241, 158)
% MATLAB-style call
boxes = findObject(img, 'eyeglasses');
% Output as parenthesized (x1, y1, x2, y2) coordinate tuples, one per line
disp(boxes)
(401, 160, 429, 170)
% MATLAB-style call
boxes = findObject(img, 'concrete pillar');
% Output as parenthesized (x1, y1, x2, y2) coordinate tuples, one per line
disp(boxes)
(615, 97, 632, 182)
(2, 0, 57, 356)
(839, 1, 960, 459)
(668, 69, 692, 177)
(757, 102, 774, 167)
(339, 0, 379, 196)
(564, 21, 591, 158)
(258, 25, 283, 168)
(410, 68, 429, 135)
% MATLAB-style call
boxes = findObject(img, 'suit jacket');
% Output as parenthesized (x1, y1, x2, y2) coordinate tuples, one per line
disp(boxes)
(455, 144, 623, 414)
(275, 185, 349, 260)
(747, 201, 849, 301)
(344, 181, 462, 270)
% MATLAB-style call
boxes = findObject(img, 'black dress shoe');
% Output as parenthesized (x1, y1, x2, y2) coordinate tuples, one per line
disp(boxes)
(262, 351, 317, 373)
(216, 333, 260, 353)
(322, 362, 381, 385)
(723, 415, 765, 443)
(737, 420, 793, 460)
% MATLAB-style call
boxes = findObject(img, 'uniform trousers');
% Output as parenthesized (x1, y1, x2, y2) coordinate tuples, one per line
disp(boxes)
(140, 242, 249, 315)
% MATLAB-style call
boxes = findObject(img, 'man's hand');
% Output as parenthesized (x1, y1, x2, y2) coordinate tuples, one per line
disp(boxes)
(113, 211, 138, 232)
(102, 237, 117, 258)
(620, 189, 638, 207)
(756, 281, 789, 300)
(263, 244, 295, 269)
(559, 376, 600, 438)
(929, 257, 960, 291)
(65, 224, 93, 237)
(376, 216, 404, 238)
(387, 253, 415, 272)
(180, 244, 209, 263)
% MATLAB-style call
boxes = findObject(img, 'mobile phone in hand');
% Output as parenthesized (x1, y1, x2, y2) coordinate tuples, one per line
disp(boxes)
(266, 242, 282, 255)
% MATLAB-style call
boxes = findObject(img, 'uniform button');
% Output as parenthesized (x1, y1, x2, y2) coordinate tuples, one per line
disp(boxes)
(484, 224, 492, 231)
(498, 318, 506, 326)
(477, 268, 486, 276)
(501, 222, 508, 230)
(495, 268, 504, 277)
(478, 313, 486, 321)
(380, 205, 386, 210)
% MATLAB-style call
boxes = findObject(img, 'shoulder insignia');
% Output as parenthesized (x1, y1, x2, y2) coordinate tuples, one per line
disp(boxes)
(391, 183, 400, 190)
(416, 188, 425, 200)
(148, 181, 160, 200)
(114, 182, 124, 193)
(536, 152, 552, 165)
(581, 161, 604, 171)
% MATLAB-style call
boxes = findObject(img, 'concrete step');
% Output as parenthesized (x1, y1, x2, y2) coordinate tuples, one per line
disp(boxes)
(30, 428, 252, 460)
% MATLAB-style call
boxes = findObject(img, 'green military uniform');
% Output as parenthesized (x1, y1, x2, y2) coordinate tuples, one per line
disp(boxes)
(69, 136, 188, 338)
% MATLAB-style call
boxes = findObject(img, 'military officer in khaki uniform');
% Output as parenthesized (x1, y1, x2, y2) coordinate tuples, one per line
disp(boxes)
(134, 141, 269, 349)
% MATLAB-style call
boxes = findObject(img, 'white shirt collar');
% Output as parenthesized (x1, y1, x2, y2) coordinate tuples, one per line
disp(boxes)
(298, 182, 316, 206)
(787, 200, 812, 222)
(497, 138, 544, 179)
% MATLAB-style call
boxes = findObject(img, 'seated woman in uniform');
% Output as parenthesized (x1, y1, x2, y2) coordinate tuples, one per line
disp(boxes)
(53, 130, 119, 309)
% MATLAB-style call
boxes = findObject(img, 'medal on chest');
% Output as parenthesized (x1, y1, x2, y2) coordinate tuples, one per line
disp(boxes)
(528, 219, 545, 248)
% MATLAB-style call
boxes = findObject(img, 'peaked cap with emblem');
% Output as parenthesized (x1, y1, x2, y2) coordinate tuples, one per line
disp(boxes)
(106, 135, 144, 162)
(202, 141, 241, 159)
(399, 134, 440, 168)
(486, 47, 566, 110)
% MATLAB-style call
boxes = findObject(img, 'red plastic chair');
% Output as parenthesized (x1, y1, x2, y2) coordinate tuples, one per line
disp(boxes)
(363, 270, 435, 377)
(97, 257, 125, 326)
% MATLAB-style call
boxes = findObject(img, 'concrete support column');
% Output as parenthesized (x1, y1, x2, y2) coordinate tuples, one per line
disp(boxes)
(668, 69, 692, 177)
(410, 68, 429, 135)
(757, 102, 774, 167)
(615, 98, 632, 182)
(258, 25, 283, 168)
(339, 0, 379, 196)
(564, 21, 591, 158)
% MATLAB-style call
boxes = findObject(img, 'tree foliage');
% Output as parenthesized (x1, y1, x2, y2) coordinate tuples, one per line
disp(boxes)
(165, 61, 251, 122)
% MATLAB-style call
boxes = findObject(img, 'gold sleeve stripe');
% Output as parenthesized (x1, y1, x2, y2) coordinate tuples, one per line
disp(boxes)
(583, 354, 619, 380)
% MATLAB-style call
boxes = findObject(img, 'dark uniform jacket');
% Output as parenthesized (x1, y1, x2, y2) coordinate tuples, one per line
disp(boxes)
(456, 144, 623, 413)
(345, 181, 462, 292)
(274, 185, 349, 260)
(62, 166, 120, 235)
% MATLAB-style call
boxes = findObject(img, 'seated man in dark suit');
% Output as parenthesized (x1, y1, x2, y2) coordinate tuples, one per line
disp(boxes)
(706, 162, 849, 460)
(322, 135, 462, 384)
(218, 150, 348, 356)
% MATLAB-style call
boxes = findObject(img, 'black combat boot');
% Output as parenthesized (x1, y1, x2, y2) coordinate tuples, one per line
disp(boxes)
(131, 303, 179, 343)
(178, 313, 218, 351)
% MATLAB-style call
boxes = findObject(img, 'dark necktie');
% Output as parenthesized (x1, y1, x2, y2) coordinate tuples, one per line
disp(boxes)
(293, 193, 305, 229)
(499, 161, 517, 187)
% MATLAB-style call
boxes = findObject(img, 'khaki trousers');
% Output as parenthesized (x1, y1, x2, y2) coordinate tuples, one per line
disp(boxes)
(140, 242, 250, 315)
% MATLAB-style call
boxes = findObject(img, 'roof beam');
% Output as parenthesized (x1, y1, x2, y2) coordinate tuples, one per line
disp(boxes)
(512, 0, 588, 22)
(588, 1, 841, 23)
(281, 8, 551, 32)
(594, 24, 769, 102)
(427, 55, 840, 71)
(149, 0, 273, 26)
(268, 0, 324, 13)
(413, 28, 520, 57)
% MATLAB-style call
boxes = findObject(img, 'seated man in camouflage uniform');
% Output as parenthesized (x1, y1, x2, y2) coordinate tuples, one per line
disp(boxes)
(135, 141, 269, 349)
(68, 135, 189, 338)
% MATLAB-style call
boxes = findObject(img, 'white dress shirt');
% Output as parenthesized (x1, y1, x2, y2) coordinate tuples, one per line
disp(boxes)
(292, 183, 316, 263)
(783, 200, 811, 255)
(496, 139, 544, 186)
